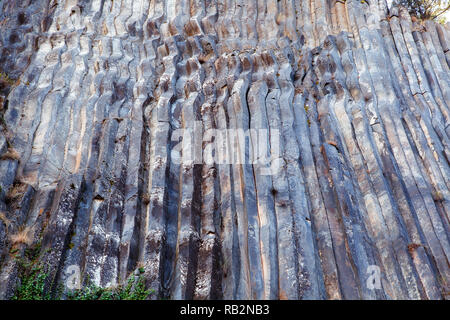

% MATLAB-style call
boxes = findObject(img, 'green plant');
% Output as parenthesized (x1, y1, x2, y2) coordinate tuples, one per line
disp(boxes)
(431, 190, 444, 202)
(10, 226, 34, 246)
(398, 0, 450, 23)
(11, 264, 51, 300)
(0, 72, 15, 86)
(66, 281, 108, 300)
(12, 262, 154, 300)
(67, 274, 154, 300)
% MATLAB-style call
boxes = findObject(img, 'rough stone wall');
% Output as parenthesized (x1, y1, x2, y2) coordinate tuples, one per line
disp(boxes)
(0, 0, 449, 300)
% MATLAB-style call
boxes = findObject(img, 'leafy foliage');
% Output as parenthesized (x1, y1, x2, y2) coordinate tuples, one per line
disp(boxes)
(12, 239, 153, 300)
(0, 71, 15, 86)
(11, 264, 51, 300)
(398, 0, 450, 22)
(67, 274, 154, 300)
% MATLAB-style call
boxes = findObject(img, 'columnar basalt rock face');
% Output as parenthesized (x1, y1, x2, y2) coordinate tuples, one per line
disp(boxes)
(0, 0, 449, 300)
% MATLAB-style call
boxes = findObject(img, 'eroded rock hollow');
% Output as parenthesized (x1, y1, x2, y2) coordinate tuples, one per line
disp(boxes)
(0, 0, 449, 299)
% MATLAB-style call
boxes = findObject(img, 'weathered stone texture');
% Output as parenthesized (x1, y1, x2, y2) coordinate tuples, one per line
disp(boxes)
(0, 0, 449, 299)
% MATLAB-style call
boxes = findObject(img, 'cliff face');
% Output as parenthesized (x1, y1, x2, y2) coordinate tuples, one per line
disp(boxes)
(0, 0, 449, 300)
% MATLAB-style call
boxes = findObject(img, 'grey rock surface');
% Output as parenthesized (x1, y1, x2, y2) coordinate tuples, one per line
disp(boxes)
(0, 0, 449, 299)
